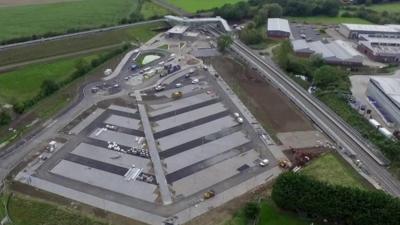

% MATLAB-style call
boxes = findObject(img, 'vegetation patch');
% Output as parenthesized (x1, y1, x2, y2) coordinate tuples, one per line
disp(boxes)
(366, 2, 400, 13)
(0, 55, 96, 104)
(166, 0, 244, 13)
(288, 15, 372, 25)
(302, 153, 367, 189)
(2, 193, 106, 225)
(222, 200, 313, 225)
(0, 21, 169, 67)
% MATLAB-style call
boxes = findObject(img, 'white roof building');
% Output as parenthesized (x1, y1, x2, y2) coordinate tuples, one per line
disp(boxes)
(342, 24, 399, 33)
(267, 18, 291, 33)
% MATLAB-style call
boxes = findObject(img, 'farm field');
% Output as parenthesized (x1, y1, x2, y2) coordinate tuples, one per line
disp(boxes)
(0, 54, 97, 104)
(0, 0, 167, 41)
(302, 153, 368, 189)
(288, 16, 372, 25)
(366, 2, 400, 13)
(0, 194, 106, 225)
(166, 0, 244, 13)
(0, 21, 169, 67)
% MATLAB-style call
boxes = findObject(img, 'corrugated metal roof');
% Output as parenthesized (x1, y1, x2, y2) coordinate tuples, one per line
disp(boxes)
(371, 77, 400, 106)
(342, 23, 399, 33)
(267, 18, 291, 33)
(291, 39, 363, 63)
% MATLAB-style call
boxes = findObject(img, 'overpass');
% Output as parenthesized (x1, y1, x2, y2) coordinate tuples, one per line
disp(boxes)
(165, 15, 232, 33)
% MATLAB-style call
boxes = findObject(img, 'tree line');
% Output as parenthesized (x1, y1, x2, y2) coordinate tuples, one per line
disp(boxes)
(214, 0, 340, 21)
(272, 172, 400, 225)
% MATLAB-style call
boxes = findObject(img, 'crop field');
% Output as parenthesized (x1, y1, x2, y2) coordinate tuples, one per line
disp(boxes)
(0, 54, 97, 104)
(0, 0, 167, 41)
(302, 153, 368, 189)
(0, 21, 169, 67)
(166, 0, 244, 13)
(366, 2, 400, 13)
(288, 16, 372, 25)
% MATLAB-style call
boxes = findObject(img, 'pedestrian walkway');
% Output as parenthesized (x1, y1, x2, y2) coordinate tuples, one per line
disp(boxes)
(135, 91, 173, 205)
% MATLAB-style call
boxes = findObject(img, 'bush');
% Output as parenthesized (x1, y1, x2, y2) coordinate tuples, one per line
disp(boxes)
(244, 202, 260, 220)
(0, 110, 11, 126)
(272, 172, 400, 225)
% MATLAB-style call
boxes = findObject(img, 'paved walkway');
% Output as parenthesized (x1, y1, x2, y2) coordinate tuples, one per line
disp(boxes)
(135, 91, 173, 205)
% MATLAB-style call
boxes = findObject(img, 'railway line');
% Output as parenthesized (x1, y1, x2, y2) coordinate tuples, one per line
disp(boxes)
(209, 27, 400, 196)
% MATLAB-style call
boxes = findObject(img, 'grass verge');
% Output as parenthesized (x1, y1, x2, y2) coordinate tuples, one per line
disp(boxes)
(366, 2, 400, 13)
(302, 153, 368, 189)
(1, 193, 106, 225)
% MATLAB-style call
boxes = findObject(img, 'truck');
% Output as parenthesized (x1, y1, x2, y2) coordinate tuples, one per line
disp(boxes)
(171, 91, 183, 99)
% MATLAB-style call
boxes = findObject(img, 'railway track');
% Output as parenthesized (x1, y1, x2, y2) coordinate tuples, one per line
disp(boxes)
(209, 27, 400, 196)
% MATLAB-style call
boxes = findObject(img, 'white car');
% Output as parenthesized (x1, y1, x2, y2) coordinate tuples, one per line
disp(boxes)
(259, 159, 269, 167)
(191, 78, 199, 84)
(175, 83, 183, 88)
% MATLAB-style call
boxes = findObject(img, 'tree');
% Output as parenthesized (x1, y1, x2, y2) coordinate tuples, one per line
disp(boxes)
(39, 79, 59, 98)
(313, 65, 349, 91)
(265, 3, 283, 18)
(243, 202, 260, 220)
(217, 35, 233, 52)
(239, 27, 264, 45)
(0, 111, 11, 126)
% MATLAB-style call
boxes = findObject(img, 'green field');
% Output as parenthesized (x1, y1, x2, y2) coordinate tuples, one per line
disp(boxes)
(0, 21, 169, 67)
(222, 200, 313, 225)
(0, 194, 105, 225)
(0, 54, 96, 104)
(166, 0, 244, 13)
(0, 0, 167, 41)
(367, 2, 400, 13)
(302, 153, 367, 189)
(288, 16, 372, 25)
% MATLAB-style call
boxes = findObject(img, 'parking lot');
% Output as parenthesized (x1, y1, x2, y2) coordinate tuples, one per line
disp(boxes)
(290, 23, 323, 41)
(14, 32, 278, 224)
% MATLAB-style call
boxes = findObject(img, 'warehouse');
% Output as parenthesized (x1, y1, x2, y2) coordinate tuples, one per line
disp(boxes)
(291, 39, 363, 66)
(366, 77, 400, 125)
(357, 35, 400, 63)
(338, 23, 400, 39)
(267, 18, 291, 38)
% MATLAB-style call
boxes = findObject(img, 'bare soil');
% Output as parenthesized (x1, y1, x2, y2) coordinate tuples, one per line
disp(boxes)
(208, 55, 314, 133)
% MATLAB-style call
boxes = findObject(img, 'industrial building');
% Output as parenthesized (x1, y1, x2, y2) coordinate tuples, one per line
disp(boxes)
(291, 39, 363, 66)
(357, 35, 400, 63)
(338, 23, 400, 39)
(267, 18, 291, 39)
(366, 77, 400, 126)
